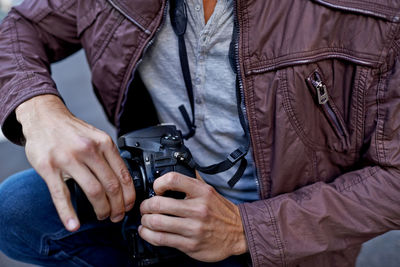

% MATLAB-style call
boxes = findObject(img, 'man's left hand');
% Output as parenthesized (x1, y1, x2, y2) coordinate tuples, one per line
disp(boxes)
(139, 172, 248, 262)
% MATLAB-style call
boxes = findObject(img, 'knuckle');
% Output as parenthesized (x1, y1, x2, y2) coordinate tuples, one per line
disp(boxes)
(98, 133, 113, 149)
(156, 232, 166, 246)
(202, 184, 214, 197)
(36, 158, 54, 173)
(141, 214, 148, 225)
(164, 172, 178, 185)
(119, 168, 133, 186)
(120, 167, 133, 184)
(149, 215, 162, 229)
(51, 186, 68, 202)
(76, 139, 96, 154)
(139, 201, 147, 213)
(197, 204, 209, 220)
(192, 222, 205, 237)
(104, 180, 121, 195)
(150, 197, 162, 212)
(86, 183, 104, 199)
(186, 240, 200, 253)
(54, 153, 74, 167)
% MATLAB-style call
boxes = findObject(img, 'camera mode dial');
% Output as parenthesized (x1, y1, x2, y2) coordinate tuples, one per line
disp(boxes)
(160, 134, 182, 148)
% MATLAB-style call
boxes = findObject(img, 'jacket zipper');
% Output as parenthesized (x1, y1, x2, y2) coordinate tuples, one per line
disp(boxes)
(116, 1, 169, 128)
(113, 0, 262, 199)
(307, 71, 348, 140)
(233, 1, 263, 200)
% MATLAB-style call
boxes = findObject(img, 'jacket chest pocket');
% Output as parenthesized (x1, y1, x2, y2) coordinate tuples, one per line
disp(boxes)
(280, 58, 370, 153)
(77, 0, 124, 66)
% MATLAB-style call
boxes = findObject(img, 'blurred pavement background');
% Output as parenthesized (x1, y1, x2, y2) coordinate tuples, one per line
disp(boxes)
(0, 1, 399, 267)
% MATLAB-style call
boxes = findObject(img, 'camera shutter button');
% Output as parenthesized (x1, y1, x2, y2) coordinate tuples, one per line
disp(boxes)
(161, 135, 181, 147)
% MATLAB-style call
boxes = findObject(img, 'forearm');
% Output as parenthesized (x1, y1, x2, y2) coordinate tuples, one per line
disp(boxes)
(0, 1, 80, 145)
(0, 11, 60, 144)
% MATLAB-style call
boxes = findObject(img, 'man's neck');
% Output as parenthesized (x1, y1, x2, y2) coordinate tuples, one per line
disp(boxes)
(203, 0, 217, 24)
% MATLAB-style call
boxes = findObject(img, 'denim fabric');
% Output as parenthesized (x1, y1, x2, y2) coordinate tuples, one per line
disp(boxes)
(0, 169, 249, 267)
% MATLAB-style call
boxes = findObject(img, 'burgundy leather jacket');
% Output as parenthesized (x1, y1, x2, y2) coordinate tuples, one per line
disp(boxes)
(1, 0, 400, 266)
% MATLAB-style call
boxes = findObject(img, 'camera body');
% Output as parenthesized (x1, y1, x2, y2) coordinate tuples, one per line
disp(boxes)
(67, 125, 196, 265)
(118, 124, 196, 203)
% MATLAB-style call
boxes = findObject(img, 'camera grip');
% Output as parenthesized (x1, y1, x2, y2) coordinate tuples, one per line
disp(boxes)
(66, 179, 97, 223)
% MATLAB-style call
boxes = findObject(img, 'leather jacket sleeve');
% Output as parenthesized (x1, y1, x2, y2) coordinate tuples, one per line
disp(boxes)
(239, 48, 400, 266)
(0, 0, 80, 145)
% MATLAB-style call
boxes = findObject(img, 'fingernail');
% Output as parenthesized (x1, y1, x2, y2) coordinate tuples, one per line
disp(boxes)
(67, 218, 78, 231)
(125, 203, 134, 211)
(111, 214, 124, 222)
(97, 215, 108, 221)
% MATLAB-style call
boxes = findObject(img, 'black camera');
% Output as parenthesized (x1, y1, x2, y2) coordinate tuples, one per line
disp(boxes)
(67, 125, 196, 265)
(118, 124, 196, 203)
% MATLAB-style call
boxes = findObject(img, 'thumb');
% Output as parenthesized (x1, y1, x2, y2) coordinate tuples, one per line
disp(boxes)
(153, 172, 201, 197)
(195, 170, 206, 183)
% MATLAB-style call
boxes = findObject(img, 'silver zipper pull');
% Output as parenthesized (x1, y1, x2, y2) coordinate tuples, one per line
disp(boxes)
(315, 81, 329, 105)
(311, 72, 329, 105)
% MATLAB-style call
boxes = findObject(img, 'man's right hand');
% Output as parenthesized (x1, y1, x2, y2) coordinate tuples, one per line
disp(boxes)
(16, 94, 135, 231)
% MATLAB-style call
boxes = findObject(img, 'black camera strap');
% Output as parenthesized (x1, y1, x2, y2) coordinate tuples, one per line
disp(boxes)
(170, 0, 249, 188)
(170, 0, 196, 140)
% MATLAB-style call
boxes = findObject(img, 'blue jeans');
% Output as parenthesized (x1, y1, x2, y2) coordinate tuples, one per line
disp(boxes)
(0, 169, 249, 267)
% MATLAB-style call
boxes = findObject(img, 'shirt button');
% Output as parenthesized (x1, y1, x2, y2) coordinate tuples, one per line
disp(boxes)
(195, 98, 202, 104)
(194, 77, 202, 85)
(198, 55, 205, 61)
(195, 5, 201, 11)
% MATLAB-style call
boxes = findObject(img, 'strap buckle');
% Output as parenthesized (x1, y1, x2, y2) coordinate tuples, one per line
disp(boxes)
(227, 147, 247, 164)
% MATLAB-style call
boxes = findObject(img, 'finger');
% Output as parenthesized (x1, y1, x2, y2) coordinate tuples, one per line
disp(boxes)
(67, 164, 111, 221)
(138, 225, 193, 252)
(101, 138, 136, 211)
(141, 214, 194, 237)
(153, 172, 202, 197)
(43, 172, 80, 232)
(140, 196, 194, 217)
(84, 153, 126, 222)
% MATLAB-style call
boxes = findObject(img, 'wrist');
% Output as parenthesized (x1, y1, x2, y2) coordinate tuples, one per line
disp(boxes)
(16, 94, 68, 138)
(232, 205, 249, 255)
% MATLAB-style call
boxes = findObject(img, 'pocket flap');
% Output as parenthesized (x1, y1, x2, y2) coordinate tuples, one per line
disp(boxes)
(313, 0, 400, 22)
(241, 0, 398, 75)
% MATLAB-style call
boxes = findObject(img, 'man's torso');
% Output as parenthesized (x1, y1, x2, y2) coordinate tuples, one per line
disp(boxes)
(137, 0, 259, 204)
